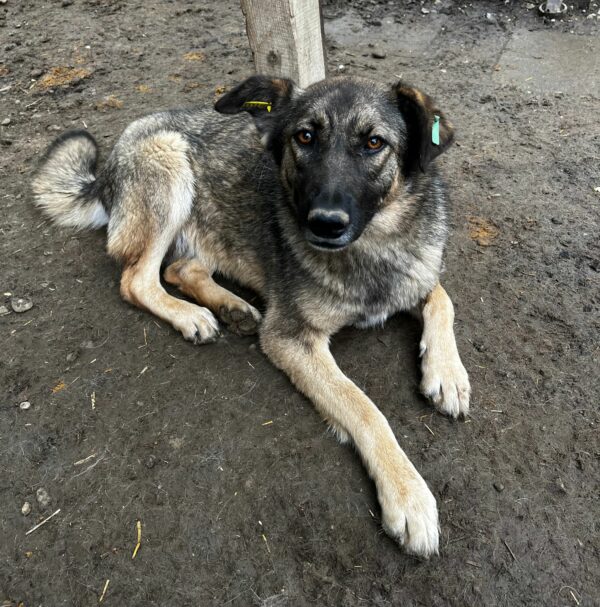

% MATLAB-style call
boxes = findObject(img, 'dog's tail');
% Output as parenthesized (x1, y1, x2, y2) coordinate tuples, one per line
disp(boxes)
(32, 130, 109, 230)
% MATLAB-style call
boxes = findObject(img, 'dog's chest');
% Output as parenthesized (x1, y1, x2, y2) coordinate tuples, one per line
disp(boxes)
(303, 242, 443, 330)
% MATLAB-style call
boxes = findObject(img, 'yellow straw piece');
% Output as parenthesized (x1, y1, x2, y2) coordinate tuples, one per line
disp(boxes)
(98, 579, 110, 603)
(132, 520, 142, 559)
(262, 533, 271, 554)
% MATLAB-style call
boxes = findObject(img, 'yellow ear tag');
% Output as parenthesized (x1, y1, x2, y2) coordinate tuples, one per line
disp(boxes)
(242, 101, 272, 112)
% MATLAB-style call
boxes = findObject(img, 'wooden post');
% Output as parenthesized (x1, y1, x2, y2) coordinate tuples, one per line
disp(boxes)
(241, 0, 326, 87)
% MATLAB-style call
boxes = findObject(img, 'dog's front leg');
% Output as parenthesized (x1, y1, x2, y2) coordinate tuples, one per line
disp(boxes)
(260, 319, 439, 557)
(419, 283, 471, 418)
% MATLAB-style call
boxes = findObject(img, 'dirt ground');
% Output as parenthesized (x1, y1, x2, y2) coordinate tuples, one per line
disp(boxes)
(1, 1, 599, 605)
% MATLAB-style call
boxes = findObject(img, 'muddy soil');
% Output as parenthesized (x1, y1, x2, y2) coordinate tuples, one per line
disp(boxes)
(1, 1, 599, 606)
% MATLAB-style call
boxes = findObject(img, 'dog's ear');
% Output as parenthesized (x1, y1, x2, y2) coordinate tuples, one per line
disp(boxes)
(215, 75, 297, 133)
(393, 82, 454, 175)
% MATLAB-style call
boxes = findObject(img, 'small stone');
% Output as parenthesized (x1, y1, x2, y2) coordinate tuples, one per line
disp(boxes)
(36, 487, 51, 508)
(19, 401, 31, 410)
(493, 482, 504, 492)
(11, 296, 33, 313)
(0, 305, 10, 316)
(421, 7, 430, 14)
(485, 12, 497, 23)
(66, 351, 78, 363)
(1, 118, 10, 126)
(30, 68, 43, 78)
(21, 502, 31, 516)
(47, 124, 61, 132)
(371, 51, 387, 59)
(555, 479, 567, 493)
(144, 454, 157, 469)
(61, 0, 73, 5)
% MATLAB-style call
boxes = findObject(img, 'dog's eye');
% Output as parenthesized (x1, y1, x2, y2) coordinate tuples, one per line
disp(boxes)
(295, 130, 314, 145)
(366, 136, 385, 152)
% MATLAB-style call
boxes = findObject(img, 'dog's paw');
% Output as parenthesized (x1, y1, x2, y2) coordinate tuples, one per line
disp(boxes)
(218, 302, 261, 336)
(420, 340, 470, 418)
(379, 474, 439, 558)
(175, 303, 220, 344)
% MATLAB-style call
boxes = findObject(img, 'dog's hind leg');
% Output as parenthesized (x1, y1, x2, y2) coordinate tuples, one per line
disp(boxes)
(164, 258, 261, 335)
(419, 283, 470, 418)
(107, 132, 220, 345)
(260, 311, 439, 558)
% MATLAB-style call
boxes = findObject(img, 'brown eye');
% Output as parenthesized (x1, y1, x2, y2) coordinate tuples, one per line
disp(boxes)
(295, 130, 314, 145)
(366, 136, 384, 151)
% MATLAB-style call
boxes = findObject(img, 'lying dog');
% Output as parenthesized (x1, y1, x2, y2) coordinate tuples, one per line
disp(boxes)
(32, 75, 470, 557)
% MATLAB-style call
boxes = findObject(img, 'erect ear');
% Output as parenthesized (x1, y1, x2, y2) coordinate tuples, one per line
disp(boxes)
(393, 82, 454, 175)
(214, 75, 297, 135)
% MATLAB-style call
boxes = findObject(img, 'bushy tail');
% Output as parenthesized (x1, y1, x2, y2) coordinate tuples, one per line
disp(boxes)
(32, 130, 108, 230)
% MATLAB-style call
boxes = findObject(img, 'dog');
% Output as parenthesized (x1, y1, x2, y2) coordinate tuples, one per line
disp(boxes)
(32, 75, 470, 557)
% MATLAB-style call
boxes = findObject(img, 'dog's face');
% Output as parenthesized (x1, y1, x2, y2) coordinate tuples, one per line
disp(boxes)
(215, 76, 453, 251)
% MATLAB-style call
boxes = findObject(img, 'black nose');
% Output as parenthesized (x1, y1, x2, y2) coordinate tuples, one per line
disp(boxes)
(307, 210, 350, 239)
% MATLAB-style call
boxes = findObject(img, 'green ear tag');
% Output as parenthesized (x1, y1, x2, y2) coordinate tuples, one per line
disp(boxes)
(432, 115, 440, 146)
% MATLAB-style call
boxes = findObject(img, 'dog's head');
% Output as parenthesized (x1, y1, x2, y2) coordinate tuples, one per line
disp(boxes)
(215, 76, 453, 251)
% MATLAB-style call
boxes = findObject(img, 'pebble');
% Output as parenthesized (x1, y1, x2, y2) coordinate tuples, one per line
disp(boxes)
(421, 7, 430, 14)
(1, 118, 10, 126)
(30, 68, 44, 78)
(36, 487, 51, 508)
(144, 454, 157, 469)
(47, 124, 61, 132)
(66, 351, 79, 363)
(493, 482, 505, 492)
(19, 401, 31, 410)
(371, 51, 387, 59)
(11, 296, 33, 313)
(21, 502, 31, 516)
(0, 305, 10, 316)
(485, 12, 497, 24)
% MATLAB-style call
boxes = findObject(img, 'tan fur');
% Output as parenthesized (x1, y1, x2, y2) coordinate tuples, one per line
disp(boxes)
(107, 132, 193, 265)
(164, 258, 261, 335)
(120, 253, 219, 345)
(419, 283, 471, 417)
(260, 313, 439, 556)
